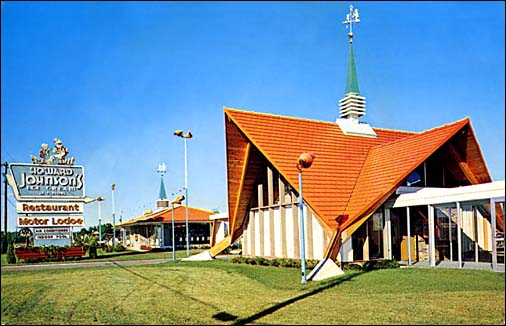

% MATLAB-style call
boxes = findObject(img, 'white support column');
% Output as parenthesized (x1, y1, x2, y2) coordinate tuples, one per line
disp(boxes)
(457, 201, 462, 268)
(428, 205, 436, 267)
(474, 207, 479, 263)
(384, 206, 392, 260)
(407, 206, 412, 265)
(363, 221, 369, 261)
(490, 198, 497, 272)
(449, 208, 453, 262)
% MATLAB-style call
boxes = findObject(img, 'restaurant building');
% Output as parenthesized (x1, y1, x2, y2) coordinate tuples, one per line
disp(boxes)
(209, 6, 505, 277)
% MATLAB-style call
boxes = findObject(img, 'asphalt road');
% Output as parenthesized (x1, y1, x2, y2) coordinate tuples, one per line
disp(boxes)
(1, 258, 173, 272)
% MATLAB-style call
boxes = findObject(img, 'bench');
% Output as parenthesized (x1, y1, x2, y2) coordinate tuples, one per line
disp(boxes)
(15, 247, 85, 261)
(15, 249, 47, 260)
(58, 247, 85, 258)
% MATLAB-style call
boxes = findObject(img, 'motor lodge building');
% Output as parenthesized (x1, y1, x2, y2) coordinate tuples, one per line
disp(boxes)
(119, 206, 214, 251)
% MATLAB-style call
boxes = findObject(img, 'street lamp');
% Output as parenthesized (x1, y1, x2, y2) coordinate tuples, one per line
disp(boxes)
(174, 129, 192, 256)
(82, 196, 104, 243)
(170, 195, 185, 261)
(297, 152, 315, 284)
(97, 196, 104, 241)
(112, 184, 116, 247)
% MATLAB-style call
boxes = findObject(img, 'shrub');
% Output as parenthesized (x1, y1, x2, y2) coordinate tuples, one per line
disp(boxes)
(362, 259, 400, 272)
(343, 264, 362, 271)
(343, 263, 363, 271)
(306, 259, 319, 269)
(6, 240, 17, 264)
(269, 259, 280, 267)
(230, 256, 321, 270)
(104, 243, 113, 253)
(113, 244, 126, 252)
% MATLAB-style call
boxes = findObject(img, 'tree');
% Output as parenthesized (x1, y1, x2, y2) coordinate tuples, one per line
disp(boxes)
(6, 237, 17, 264)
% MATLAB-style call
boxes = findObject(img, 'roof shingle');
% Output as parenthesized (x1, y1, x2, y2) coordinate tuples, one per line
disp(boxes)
(224, 108, 485, 233)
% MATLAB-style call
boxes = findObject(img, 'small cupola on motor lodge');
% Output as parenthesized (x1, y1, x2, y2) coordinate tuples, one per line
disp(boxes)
(336, 5, 377, 138)
(156, 163, 170, 209)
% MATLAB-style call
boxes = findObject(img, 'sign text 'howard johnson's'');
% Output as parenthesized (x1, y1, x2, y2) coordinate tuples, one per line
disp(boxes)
(10, 164, 85, 199)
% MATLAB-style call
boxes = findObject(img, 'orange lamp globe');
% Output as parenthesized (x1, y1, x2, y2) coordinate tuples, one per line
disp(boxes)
(298, 152, 315, 169)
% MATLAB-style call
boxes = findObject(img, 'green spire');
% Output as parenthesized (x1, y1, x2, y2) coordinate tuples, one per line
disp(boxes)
(345, 44, 360, 95)
(159, 177, 167, 200)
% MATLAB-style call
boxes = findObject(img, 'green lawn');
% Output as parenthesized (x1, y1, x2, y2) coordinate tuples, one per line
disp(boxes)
(1, 259, 504, 325)
(1, 248, 204, 266)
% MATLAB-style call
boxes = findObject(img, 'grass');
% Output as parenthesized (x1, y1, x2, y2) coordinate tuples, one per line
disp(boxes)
(1, 257, 504, 325)
(1, 248, 204, 266)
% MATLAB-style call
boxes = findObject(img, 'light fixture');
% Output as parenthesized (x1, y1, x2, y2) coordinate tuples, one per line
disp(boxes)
(173, 129, 192, 256)
(297, 152, 315, 284)
(170, 195, 185, 261)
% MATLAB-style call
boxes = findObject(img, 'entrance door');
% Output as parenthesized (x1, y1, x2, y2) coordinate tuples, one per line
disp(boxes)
(434, 206, 458, 262)
(391, 206, 429, 263)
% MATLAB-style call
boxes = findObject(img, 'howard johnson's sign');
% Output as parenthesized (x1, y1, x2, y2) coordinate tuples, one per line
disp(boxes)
(6, 138, 87, 246)
(10, 163, 85, 200)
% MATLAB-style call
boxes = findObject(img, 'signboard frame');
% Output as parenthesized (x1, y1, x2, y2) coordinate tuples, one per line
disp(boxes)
(9, 163, 86, 200)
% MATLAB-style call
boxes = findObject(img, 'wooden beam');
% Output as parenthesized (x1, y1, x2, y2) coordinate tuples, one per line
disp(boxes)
(209, 235, 232, 257)
(447, 143, 479, 184)
(210, 220, 218, 247)
(230, 143, 251, 235)
(459, 162, 479, 184)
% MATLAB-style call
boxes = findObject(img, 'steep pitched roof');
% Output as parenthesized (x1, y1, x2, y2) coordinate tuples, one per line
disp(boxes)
(119, 206, 214, 226)
(224, 107, 491, 235)
(224, 107, 413, 230)
(342, 117, 471, 229)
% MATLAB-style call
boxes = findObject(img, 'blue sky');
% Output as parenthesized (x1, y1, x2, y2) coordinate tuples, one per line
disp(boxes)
(1, 1, 504, 231)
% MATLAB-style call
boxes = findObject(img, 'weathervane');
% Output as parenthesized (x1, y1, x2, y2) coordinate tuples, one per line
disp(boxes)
(342, 4, 360, 43)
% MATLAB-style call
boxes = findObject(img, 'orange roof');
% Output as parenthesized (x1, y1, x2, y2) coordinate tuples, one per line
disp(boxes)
(225, 108, 413, 229)
(342, 118, 470, 229)
(224, 107, 491, 234)
(119, 206, 214, 226)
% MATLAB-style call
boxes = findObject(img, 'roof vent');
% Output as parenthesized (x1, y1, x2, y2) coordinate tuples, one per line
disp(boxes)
(339, 92, 365, 120)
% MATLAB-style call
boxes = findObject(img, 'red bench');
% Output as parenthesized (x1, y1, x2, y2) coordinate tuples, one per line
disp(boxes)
(15, 247, 85, 261)
(58, 247, 85, 258)
(15, 249, 46, 260)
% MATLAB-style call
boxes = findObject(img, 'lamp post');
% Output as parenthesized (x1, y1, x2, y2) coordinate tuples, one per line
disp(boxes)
(112, 184, 116, 247)
(170, 195, 185, 261)
(97, 196, 104, 242)
(174, 130, 192, 256)
(297, 152, 315, 284)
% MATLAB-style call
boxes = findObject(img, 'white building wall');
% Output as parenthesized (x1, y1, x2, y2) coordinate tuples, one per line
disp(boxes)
(273, 208, 282, 257)
(263, 210, 271, 257)
(338, 237, 353, 262)
(312, 217, 324, 260)
(303, 205, 310, 259)
(254, 210, 261, 255)
(241, 203, 331, 260)
(285, 206, 295, 258)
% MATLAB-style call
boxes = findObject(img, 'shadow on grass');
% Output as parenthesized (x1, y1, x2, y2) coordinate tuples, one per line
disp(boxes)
(111, 261, 224, 312)
(112, 259, 363, 325)
(231, 271, 363, 325)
